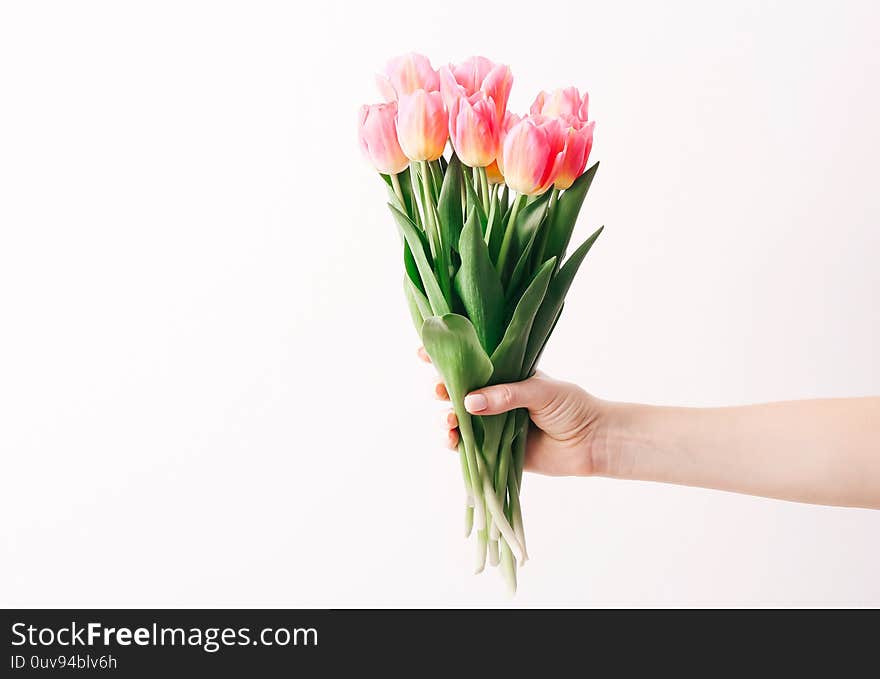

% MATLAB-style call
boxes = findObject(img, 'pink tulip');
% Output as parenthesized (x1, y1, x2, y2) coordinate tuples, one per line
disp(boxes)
(500, 115, 566, 195)
(494, 111, 521, 170)
(530, 87, 589, 125)
(448, 92, 499, 168)
(554, 118, 595, 189)
(357, 102, 409, 175)
(440, 57, 512, 124)
(396, 89, 448, 162)
(376, 52, 440, 102)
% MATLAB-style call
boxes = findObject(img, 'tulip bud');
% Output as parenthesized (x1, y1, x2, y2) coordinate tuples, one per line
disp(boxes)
(448, 92, 499, 168)
(357, 102, 409, 175)
(500, 115, 565, 195)
(396, 90, 448, 162)
(554, 119, 595, 190)
(376, 52, 440, 102)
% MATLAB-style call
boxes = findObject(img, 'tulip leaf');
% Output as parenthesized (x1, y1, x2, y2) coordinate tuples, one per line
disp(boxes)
(484, 184, 505, 264)
(464, 173, 488, 235)
(544, 162, 598, 265)
(500, 190, 552, 285)
(403, 241, 422, 294)
(490, 257, 556, 383)
(404, 275, 431, 334)
(523, 225, 604, 372)
(506, 219, 543, 303)
(421, 313, 494, 400)
(526, 304, 562, 375)
(421, 314, 495, 472)
(454, 207, 505, 353)
(389, 204, 450, 316)
(438, 154, 464, 255)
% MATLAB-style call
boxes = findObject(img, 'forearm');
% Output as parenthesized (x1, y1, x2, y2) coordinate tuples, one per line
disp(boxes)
(593, 398, 880, 509)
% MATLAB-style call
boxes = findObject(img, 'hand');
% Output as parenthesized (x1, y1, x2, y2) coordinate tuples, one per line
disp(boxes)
(418, 347, 604, 476)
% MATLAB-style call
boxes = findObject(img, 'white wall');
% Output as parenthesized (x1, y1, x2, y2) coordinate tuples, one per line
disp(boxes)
(1, 0, 878, 607)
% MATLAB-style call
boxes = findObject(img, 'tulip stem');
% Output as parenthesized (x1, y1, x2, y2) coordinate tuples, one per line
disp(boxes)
(408, 165, 424, 230)
(478, 167, 490, 214)
(417, 161, 439, 258)
(495, 192, 524, 277)
(390, 172, 406, 211)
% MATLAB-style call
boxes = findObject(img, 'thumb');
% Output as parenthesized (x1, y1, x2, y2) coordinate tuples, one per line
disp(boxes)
(463, 377, 552, 416)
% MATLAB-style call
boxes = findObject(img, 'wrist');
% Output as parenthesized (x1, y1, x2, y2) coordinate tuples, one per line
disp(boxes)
(587, 400, 651, 480)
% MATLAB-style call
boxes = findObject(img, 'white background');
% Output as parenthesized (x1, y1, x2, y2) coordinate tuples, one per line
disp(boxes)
(1, 0, 878, 607)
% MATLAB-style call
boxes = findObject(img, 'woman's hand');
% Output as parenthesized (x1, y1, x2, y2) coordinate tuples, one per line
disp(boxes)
(418, 347, 605, 476)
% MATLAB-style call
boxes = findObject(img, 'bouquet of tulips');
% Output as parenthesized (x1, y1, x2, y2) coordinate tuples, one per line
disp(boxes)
(358, 53, 603, 591)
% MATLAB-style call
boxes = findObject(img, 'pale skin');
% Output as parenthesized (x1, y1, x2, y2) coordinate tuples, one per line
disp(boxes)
(418, 347, 880, 509)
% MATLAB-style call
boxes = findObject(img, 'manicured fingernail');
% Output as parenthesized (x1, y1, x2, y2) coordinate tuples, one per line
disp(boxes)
(464, 393, 487, 413)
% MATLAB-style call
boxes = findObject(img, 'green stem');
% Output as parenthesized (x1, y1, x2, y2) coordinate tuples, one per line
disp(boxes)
(488, 537, 500, 567)
(418, 160, 452, 303)
(499, 487, 517, 593)
(508, 464, 528, 564)
(499, 535, 517, 594)
(478, 166, 490, 215)
(390, 172, 406, 211)
(495, 414, 517, 500)
(458, 439, 474, 539)
(456, 408, 486, 536)
(408, 165, 424, 230)
(495, 193, 523, 276)
(429, 159, 443, 200)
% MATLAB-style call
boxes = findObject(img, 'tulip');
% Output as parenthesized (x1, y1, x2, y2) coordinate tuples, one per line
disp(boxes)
(376, 52, 440, 102)
(396, 89, 448, 162)
(530, 86, 589, 125)
(448, 92, 499, 168)
(499, 115, 565, 196)
(357, 102, 409, 175)
(440, 57, 512, 124)
(554, 118, 595, 190)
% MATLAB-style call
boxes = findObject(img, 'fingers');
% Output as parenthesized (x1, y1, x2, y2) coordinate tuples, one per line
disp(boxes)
(434, 379, 450, 401)
(417, 346, 431, 363)
(440, 409, 458, 430)
(441, 409, 458, 449)
(464, 376, 554, 416)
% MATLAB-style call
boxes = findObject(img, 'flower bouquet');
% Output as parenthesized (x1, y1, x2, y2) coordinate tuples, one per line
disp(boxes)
(358, 53, 603, 591)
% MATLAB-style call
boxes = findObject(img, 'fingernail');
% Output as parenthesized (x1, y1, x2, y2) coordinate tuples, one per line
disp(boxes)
(464, 393, 487, 413)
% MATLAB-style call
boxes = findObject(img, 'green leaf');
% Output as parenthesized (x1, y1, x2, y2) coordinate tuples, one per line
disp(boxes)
(501, 190, 552, 284)
(486, 189, 506, 263)
(438, 154, 464, 255)
(388, 204, 450, 316)
(525, 304, 562, 375)
(505, 221, 542, 303)
(463, 173, 488, 235)
(403, 275, 431, 333)
(403, 240, 422, 294)
(490, 257, 556, 383)
(454, 207, 505, 353)
(524, 225, 604, 372)
(421, 314, 494, 405)
(544, 162, 598, 265)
